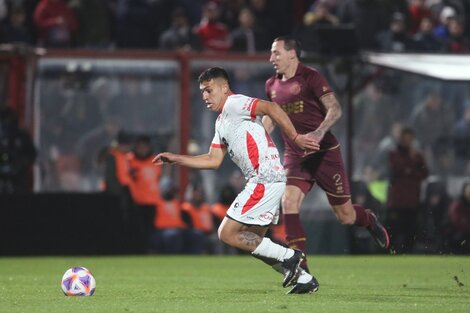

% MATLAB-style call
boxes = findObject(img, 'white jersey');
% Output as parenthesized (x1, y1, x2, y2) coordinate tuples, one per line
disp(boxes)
(211, 94, 286, 184)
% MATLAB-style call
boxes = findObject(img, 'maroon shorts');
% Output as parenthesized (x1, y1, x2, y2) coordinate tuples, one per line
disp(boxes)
(284, 146, 350, 205)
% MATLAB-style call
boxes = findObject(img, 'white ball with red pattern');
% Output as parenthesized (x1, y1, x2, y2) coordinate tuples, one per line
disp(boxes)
(61, 266, 96, 296)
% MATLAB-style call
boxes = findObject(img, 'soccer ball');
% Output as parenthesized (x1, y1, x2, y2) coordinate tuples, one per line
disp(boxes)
(61, 267, 96, 296)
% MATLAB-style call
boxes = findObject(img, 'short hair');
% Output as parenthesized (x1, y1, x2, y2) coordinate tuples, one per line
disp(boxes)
(274, 36, 302, 58)
(198, 67, 230, 84)
(401, 127, 415, 137)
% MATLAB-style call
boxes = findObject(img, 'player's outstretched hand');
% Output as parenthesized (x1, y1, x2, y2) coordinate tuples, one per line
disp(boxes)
(302, 130, 324, 157)
(295, 133, 320, 152)
(152, 152, 177, 165)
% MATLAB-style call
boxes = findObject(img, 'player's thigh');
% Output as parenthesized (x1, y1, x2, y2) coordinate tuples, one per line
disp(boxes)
(313, 147, 351, 205)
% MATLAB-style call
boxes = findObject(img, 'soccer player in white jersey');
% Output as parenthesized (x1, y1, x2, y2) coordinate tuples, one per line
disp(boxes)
(153, 67, 320, 293)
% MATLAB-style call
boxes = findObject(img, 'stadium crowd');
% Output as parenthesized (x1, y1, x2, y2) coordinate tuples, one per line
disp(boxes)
(0, 0, 469, 53)
(1, 0, 469, 255)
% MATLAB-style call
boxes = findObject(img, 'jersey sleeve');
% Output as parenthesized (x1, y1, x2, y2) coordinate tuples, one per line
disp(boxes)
(210, 129, 225, 149)
(265, 80, 272, 101)
(225, 95, 260, 121)
(308, 70, 333, 99)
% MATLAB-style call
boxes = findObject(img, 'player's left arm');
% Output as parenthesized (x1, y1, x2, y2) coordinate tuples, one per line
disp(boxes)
(255, 100, 319, 151)
(152, 146, 226, 170)
(312, 93, 342, 141)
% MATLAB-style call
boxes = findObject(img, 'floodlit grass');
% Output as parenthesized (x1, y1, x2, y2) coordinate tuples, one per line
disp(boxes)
(0, 255, 469, 313)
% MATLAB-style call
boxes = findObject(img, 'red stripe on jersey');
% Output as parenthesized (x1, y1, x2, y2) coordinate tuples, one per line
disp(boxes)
(241, 183, 265, 214)
(250, 98, 259, 120)
(246, 132, 259, 173)
(211, 143, 226, 149)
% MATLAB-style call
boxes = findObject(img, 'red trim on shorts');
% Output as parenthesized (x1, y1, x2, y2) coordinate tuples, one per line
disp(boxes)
(250, 98, 259, 120)
(246, 132, 259, 173)
(211, 143, 226, 149)
(241, 183, 265, 214)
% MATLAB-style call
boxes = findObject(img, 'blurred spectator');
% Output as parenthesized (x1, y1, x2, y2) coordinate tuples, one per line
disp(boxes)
(159, 7, 201, 51)
(114, 0, 175, 49)
(303, 1, 339, 27)
(433, 6, 457, 41)
(75, 114, 123, 184)
(193, 1, 231, 52)
(230, 7, 268, 53)
(127, 135, 162, 252)
(413, 16, 443, 51)
(88, 77, 116, 122)
(102, 131, 132, 195)
(248, 0, 291, 42)
(447, 181, 470, 254)
(408, 0, 434, 34)
(453, 99, 470, 173)
(211, 184, 237, 254)
(33, 0, 78, 47)
(336, 0, 389, 49)
(416, 179, 451, 253)
(109, 75, 158, 134)
(300, 0, 340, 53)
(101, 131, 133, 223)
(0, 0, 6, 21)
(0, 107, 37, 193)
(369, 121, 404, 180)
(0, 6, 33, 44)
(354, 82, 397, 166)
(386, 127, 428, 253)
(219, 0, 245, 30)
(376, 12, 414, 52)
(69, 0, 113, 48)
(444, 17, 469, 53)
(181, 183, 214, 254)
(429, 1, 466, 24)
(211, 184, 236, 229)
(409, 88, 454, 166)
(149, 177, 186, 254)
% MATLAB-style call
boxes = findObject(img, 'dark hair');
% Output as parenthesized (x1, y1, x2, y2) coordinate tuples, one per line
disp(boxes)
(135, 134, 151, 144)
(274, 36, 302, 58)
(401, 127, 415, 137)
(198, 67, 230, 84)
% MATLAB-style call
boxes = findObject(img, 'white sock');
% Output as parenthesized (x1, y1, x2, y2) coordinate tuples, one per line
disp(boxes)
(297, 269, 313, 284)
(251, 238, 294, 261)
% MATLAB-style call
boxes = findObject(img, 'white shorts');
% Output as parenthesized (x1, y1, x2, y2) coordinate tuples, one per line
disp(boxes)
(226, 182, 285, 226)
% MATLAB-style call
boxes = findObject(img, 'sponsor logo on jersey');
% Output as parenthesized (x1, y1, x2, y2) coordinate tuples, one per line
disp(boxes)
(281, 101, 304, 114)
(290, 82, 301, 95)
(270, 90, 277, 99)
(259, 212, 274, 223)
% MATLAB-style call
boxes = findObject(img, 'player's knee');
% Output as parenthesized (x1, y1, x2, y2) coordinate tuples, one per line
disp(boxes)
(281, 197, 300, 214)
(217, 225, 231, 245)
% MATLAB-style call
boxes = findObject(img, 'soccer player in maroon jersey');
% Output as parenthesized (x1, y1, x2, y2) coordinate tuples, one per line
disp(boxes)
(263, 37, 390, 294)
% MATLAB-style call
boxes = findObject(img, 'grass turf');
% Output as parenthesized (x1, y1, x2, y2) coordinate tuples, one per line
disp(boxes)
(0, 255, 469, 313)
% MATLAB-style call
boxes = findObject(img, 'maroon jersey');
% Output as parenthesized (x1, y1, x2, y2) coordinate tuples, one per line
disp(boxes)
(265, 63, 339, 158)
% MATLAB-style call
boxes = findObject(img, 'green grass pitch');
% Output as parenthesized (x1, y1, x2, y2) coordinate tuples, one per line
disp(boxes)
(0, 255, 469, 313)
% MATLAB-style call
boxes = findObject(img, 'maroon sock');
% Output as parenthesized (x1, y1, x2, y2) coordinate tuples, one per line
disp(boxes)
(284, 213, 309, 271)
(353, 204, 372, 227)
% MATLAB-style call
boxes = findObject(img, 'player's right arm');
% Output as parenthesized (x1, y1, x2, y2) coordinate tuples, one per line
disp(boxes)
(152, 146, 226, 170)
